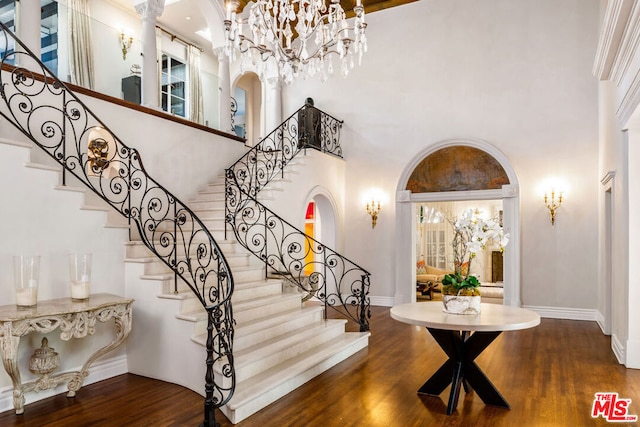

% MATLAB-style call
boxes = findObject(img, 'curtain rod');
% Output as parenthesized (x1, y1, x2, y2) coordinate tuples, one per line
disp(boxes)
(156, 26, 204, 52)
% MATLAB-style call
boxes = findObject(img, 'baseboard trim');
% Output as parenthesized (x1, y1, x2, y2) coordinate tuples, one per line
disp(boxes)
(612, 333, 626, 365)
(625, 337, 640, 368)
(521, 305, 599, 321)
(370, 296, 395, 307)
(0, 354, 128, 414)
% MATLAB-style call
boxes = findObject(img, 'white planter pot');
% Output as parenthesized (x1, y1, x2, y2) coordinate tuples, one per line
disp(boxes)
(442, 295, 481, 315)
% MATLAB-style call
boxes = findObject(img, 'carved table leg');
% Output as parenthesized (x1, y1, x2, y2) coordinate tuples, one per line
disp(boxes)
(66, 304, 132, 397)
(0, 324, 25, 414)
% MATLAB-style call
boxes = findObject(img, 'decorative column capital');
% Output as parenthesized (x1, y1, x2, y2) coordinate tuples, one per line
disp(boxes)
(214, 47, 229, 62)
(134, 0, 165, 20)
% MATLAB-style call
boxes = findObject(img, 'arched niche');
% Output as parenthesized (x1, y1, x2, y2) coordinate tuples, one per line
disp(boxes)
(395, 139, 521, 307)
(234, 72, 262, 145)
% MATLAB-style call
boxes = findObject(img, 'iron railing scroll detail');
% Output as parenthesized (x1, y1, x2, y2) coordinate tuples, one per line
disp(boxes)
(225, 103, 371, 332)
(0, 23, 233, 427)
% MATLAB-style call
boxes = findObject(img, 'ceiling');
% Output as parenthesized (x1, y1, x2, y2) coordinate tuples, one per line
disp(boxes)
(110, 0, 417, 47)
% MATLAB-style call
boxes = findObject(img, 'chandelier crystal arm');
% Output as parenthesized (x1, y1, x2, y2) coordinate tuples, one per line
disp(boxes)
(224, 0, 367, 83)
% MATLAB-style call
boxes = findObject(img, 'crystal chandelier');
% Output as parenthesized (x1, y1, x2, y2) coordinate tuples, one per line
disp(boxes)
(224, 0, 367, 84)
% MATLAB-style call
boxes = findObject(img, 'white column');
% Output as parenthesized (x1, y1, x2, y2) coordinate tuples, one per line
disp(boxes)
(56, 0, 70, 81)
(15, 0, 41, 69)
(264, 78, 282, 134)
(394, 190, 415, 305)
(134, 0, 164, 109)
(216, 48, 232, 133)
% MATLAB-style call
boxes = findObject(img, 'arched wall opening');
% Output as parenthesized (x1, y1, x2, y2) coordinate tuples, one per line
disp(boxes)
(234, 72, 262, 145)
(303, 187, 340, 297)
(395, 139, 521, 306)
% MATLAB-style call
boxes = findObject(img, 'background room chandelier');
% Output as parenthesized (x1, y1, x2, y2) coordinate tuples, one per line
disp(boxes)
(224, 0, 367, 83)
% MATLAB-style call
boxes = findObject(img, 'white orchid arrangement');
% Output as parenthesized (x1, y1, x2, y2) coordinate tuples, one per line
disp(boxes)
(442, 208, 510, 295)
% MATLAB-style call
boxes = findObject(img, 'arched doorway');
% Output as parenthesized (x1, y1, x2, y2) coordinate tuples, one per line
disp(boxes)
(234, 72, 262, 145)
(302, 187, 339, 297)
(395, 139, 521, 306)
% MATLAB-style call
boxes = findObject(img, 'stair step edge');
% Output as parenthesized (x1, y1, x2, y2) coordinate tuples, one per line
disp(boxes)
(191, 306, 325, 345)
(0, 137, 31, 148)
(53, 185, 86, 193)
(234, 278, 282, 289)
(24, 162, 59, 172)
(232, 293, 301, 311)
(232, 319, 347, 364)
(139, 274, 173, 281)
(226, 333, 370, 410)
(157, 292, 186, 301)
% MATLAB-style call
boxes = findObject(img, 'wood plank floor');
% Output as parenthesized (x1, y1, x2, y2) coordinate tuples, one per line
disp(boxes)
(1, 305, 639, 426)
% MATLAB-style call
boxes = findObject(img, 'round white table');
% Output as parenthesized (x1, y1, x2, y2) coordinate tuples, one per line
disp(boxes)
(390, 302, 540, 415)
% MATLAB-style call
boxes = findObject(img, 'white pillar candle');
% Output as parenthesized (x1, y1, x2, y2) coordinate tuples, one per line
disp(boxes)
(16, 288, 37, 307)
(71, 280, 90, 300)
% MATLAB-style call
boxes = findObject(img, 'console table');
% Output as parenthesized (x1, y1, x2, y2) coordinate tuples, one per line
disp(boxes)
(0, 293, 133, 414)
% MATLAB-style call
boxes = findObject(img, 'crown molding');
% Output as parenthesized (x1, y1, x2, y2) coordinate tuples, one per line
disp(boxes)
(593, 0, 635, 80)
(611, 1, 640, 84)
(616, 64, 640, 126)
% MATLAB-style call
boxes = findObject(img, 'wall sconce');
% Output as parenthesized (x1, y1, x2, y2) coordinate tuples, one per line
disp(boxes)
(120, 31, 133, 60)
(88, 137, 110, 173)
(544, 189, 563, 225)
(366, 200, 381, 228)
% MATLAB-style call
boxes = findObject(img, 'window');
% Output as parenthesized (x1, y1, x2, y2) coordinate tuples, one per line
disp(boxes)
(40, 0, 58, 73)
(232, 86, 246, 138)
(161, 54, 186, 117)
(0, 0, 58, 73)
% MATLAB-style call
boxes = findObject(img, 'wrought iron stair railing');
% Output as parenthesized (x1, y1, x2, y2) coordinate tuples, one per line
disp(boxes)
(225, 104, 371, 332)
(0, 24, 232, 427)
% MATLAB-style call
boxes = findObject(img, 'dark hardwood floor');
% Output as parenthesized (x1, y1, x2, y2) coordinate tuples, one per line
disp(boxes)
(1, 305, 638, 426)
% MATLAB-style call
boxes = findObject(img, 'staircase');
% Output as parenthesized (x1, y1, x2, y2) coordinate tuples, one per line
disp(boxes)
(0, 22, 371, 425)
(125, 165, 370, 423)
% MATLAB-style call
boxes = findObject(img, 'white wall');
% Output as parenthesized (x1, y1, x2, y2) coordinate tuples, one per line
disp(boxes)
(282, 0, 600, 309)
(86, 0, 143, 98)
(80, 95, 246, 202)
(0, 138, 130, 407)
(259, 151, 346, 240)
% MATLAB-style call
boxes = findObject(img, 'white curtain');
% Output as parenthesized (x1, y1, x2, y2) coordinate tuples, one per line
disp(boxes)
(187, 45, 204, 124)
(68, 0, 94, 89)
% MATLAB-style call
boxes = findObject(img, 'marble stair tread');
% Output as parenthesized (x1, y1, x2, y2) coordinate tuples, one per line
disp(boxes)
(176, 293, 301, 323)
(158, 278, 277, 300)
(233, 278, 282, 292)
(124, 238, 239, 257)
(123, 252, 248, 264)
(231, 319, 347, 367)
(191, 305, 324, 347)
(224, 332, 370, 411)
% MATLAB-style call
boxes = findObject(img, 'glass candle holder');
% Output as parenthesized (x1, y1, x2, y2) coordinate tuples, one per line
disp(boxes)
(13, 255, 40, 307)
(69, 253, 92, 300)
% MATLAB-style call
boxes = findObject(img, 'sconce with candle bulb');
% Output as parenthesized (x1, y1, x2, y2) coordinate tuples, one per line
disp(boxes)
(119, 31, 133, 60)
(544, 189, 563, 225)
(366, 200, 381, 228)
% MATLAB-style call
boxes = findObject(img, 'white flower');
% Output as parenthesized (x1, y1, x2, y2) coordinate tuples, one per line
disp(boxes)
(450, 208, 509, 279)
